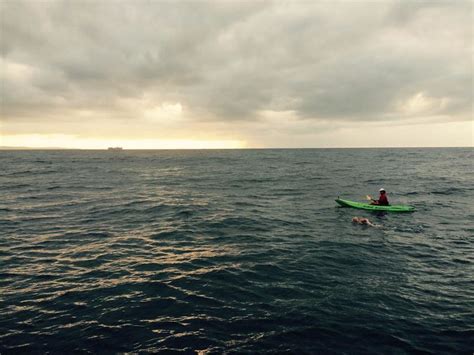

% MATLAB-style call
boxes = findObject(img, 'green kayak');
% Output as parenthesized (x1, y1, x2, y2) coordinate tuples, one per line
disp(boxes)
(336, 198, 415, 213)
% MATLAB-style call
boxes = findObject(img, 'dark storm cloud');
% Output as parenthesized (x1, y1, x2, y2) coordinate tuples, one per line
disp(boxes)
(0, 0, 472, 128)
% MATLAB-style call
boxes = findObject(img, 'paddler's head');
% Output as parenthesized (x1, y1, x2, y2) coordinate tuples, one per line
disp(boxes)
(379, 188, 386, 194)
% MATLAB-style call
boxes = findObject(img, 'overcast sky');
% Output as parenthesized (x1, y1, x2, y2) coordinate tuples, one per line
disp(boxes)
(0, 0, 472, 148)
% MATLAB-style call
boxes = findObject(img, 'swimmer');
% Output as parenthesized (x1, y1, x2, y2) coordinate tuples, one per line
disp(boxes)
(352, 216, 378, 227)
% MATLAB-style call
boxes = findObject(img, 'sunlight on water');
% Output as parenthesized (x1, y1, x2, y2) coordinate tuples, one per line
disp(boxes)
(0, 149, 472, 353)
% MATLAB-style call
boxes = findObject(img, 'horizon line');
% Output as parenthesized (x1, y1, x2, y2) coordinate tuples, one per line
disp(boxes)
(0, 146, 472, 151)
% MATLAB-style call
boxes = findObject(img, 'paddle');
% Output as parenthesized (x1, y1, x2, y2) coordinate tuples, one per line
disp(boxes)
(367, 195, 379, 204)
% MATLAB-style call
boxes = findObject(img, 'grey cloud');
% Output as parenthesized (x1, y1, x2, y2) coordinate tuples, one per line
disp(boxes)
(0, 0, 472, 130)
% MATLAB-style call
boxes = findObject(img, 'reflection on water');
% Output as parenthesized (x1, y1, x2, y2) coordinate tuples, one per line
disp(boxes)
(0, 149, 472, 353)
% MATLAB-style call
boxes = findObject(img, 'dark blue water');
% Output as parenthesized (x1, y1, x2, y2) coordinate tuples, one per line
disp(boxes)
(1, 148, 473, 353)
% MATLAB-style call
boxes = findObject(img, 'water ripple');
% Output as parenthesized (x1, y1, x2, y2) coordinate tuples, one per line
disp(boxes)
(1, 149, 472, 353)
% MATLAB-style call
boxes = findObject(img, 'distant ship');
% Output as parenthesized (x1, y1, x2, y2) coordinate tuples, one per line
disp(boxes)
(107, 147, 123, 151)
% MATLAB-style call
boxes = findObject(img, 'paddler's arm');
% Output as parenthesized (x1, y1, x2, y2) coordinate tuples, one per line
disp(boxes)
(367, 195, 378, 205)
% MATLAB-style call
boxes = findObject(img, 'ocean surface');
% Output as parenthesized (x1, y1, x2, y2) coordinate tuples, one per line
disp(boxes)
(1, 148, 472, 354)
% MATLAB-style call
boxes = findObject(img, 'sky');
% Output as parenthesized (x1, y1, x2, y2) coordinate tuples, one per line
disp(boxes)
(0, 0, 472, 149)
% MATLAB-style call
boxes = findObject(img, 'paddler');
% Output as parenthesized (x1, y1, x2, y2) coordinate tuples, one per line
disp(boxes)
(370, 188, 389, 206)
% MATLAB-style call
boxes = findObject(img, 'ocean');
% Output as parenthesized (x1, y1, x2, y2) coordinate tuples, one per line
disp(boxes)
(1, 148, 472, 353)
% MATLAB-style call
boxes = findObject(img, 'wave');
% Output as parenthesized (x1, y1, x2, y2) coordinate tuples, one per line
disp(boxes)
(430, 187, 470, 195)
(2, 169, 59, 177)
(1, 148, 472, 354)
